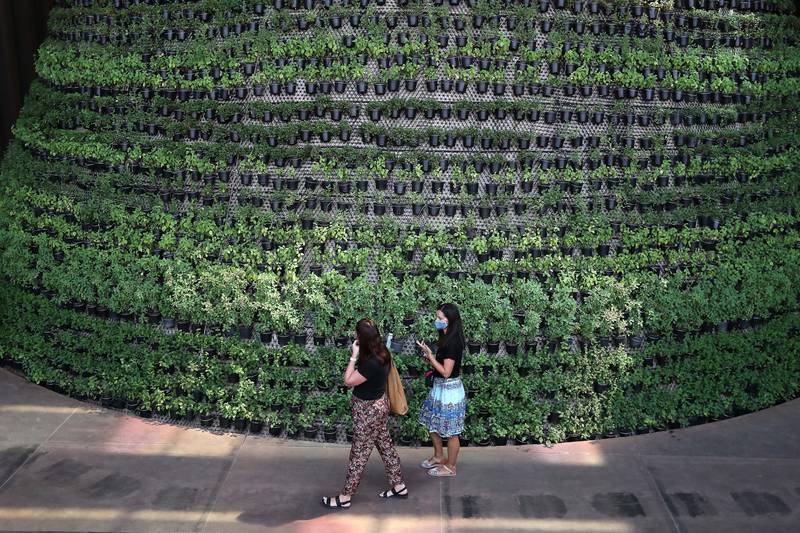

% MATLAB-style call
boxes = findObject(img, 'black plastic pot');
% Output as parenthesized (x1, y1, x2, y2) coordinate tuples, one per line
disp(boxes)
(323, 428, 338, 442)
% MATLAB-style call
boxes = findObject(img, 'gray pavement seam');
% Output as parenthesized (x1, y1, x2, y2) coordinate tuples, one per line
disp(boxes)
(439, 476, 445, 533)
(0, 406, 77, 494)
(195, 434, 246, 533)
(634, 454, 684, 533)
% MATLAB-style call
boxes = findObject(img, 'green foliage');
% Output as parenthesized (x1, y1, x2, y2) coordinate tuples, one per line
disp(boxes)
(1, 0, 799, 446)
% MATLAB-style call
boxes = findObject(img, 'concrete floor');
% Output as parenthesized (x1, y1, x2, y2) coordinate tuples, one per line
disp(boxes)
(0, 367, 798, 533)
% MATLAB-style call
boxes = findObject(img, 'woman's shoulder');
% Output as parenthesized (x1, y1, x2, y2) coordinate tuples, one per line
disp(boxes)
(361, 355, 382, 366)
(360, 353, 390, 369)
(441, 337, 465, 356)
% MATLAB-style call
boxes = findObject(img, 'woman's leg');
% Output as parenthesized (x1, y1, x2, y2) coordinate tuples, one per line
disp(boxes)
(373, 395, 405, 490)
(443, 380, 465, 472)
(340, 399, 377, 498)
(419, 384, 444, 464)
(430, 432, 445, 462)
(444, 435, 460, 472)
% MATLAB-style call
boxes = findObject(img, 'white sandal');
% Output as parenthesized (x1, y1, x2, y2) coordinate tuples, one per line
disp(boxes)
(420, 457, 444, 469)
(428, 464, 456, 477)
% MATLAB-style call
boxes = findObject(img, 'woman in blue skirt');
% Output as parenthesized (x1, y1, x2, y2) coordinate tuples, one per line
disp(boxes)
(416, 303, 466, 477)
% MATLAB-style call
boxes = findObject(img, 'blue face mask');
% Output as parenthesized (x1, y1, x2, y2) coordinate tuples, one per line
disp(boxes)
(435, 319, 448, 330)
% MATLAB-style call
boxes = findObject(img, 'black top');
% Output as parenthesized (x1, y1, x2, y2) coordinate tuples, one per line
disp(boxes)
(353, 356, 390, 400)
(432, 337, 464, 379)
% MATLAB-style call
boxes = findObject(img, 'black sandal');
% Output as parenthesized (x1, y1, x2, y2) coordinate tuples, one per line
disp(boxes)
(379, 485, 409, 499)
(321, 495, 351, 509)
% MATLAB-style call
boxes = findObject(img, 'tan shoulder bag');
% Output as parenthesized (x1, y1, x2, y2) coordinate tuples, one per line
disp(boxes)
(386, 360, 408, 415)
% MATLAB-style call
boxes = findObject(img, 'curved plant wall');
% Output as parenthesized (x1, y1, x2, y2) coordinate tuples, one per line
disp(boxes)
(1, 0, 800, 446)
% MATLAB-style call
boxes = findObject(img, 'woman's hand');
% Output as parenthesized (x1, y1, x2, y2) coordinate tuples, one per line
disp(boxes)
(351, 339, 360, 359)
(416, 340, 434, 362)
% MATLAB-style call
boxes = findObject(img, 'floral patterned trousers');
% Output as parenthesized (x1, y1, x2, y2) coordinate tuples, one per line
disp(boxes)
(342, 392, 405, 496)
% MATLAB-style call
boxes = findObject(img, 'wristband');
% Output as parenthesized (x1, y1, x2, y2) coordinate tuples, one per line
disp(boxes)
(349, 356, 357, 363)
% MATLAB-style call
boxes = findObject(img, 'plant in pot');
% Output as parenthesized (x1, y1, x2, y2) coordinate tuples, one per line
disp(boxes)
(398, 414, 419, 445)
(254, 270, 302, 345)
(391, 166, 412, 196)
(369, 155, 390, 190)
(560, 164, 583, 193)
(495, 315, 523, 355)
(537, 167, 558, 190)
(197, 265, 253, 336)
(513, 278, 547, 341)
(321, 412, 339, 442)
(517, 166, 536, 193)
(592, 68, 611, 93)
(232, 400, 253, 432)
(297, 411, 319, 440)
(129, 385, 153, 418)
(304, 279, 334, 342)
(146, 387, 168, 418)
(196, 400, 216, 427)
(217, 402, 239, 429)
(545, 283, 578, 343)
(263, 410, 282, 437)
(492, 167, 515, 193)
(568, 60, 591, 93)
(463, 420, 490, 447)
(585, 222, 613, 255)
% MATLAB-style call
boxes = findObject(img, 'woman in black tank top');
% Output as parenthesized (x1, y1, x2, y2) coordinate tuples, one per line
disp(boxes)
(321, 318, 407, 509)
(417, 303, 467, 477)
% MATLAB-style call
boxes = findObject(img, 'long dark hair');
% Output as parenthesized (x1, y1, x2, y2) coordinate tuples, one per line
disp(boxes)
(437, 303, 466, 349)
(356, 317, 390, 365)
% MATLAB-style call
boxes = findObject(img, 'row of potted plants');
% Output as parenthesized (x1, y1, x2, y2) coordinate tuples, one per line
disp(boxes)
(17, 81, 792, 162)
(14, 136, 793, 252)
(34, 30, 798, 95)
(6, 197, 797, 347)
(10, 141, 795, 259)
(49, 0, 796, 47)
(17, 135, 797, 201)
(54, 0, 795, 20)
(3, 276, 798, 444)
(13, 163, 796, 282)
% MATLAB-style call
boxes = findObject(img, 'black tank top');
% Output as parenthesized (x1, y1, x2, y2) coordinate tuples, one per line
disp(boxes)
(433, 337, 464, 378)
(353, 357, 390, 400)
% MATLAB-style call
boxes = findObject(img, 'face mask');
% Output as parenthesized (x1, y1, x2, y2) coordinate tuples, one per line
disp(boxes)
(435, 319, 448, 330)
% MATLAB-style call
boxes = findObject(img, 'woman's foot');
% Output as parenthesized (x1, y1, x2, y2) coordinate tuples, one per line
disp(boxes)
(321, 494, 351, 509)
(378, 483, 408, 498)
(428, 464, 456, 477)
(420, 456, 445, 469)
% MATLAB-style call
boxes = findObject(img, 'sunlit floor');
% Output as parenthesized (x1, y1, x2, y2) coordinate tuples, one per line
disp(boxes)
(1, 367, 798, 533)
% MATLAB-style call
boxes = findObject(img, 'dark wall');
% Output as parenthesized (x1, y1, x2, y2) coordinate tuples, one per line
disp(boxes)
(0, 0, 53, 156)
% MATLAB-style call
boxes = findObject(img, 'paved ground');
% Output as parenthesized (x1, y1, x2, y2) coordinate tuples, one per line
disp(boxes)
(0, 367, 798, 533)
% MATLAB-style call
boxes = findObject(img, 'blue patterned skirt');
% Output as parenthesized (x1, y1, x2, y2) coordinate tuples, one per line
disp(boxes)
(418, 377, 466, 438)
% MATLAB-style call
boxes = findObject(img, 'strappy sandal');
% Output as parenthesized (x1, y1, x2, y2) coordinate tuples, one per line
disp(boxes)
(378, 485, 409, 499)
(427, 464, 456, 477)
(420, 457, 443, 469)
(320, 495, 351, 509)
